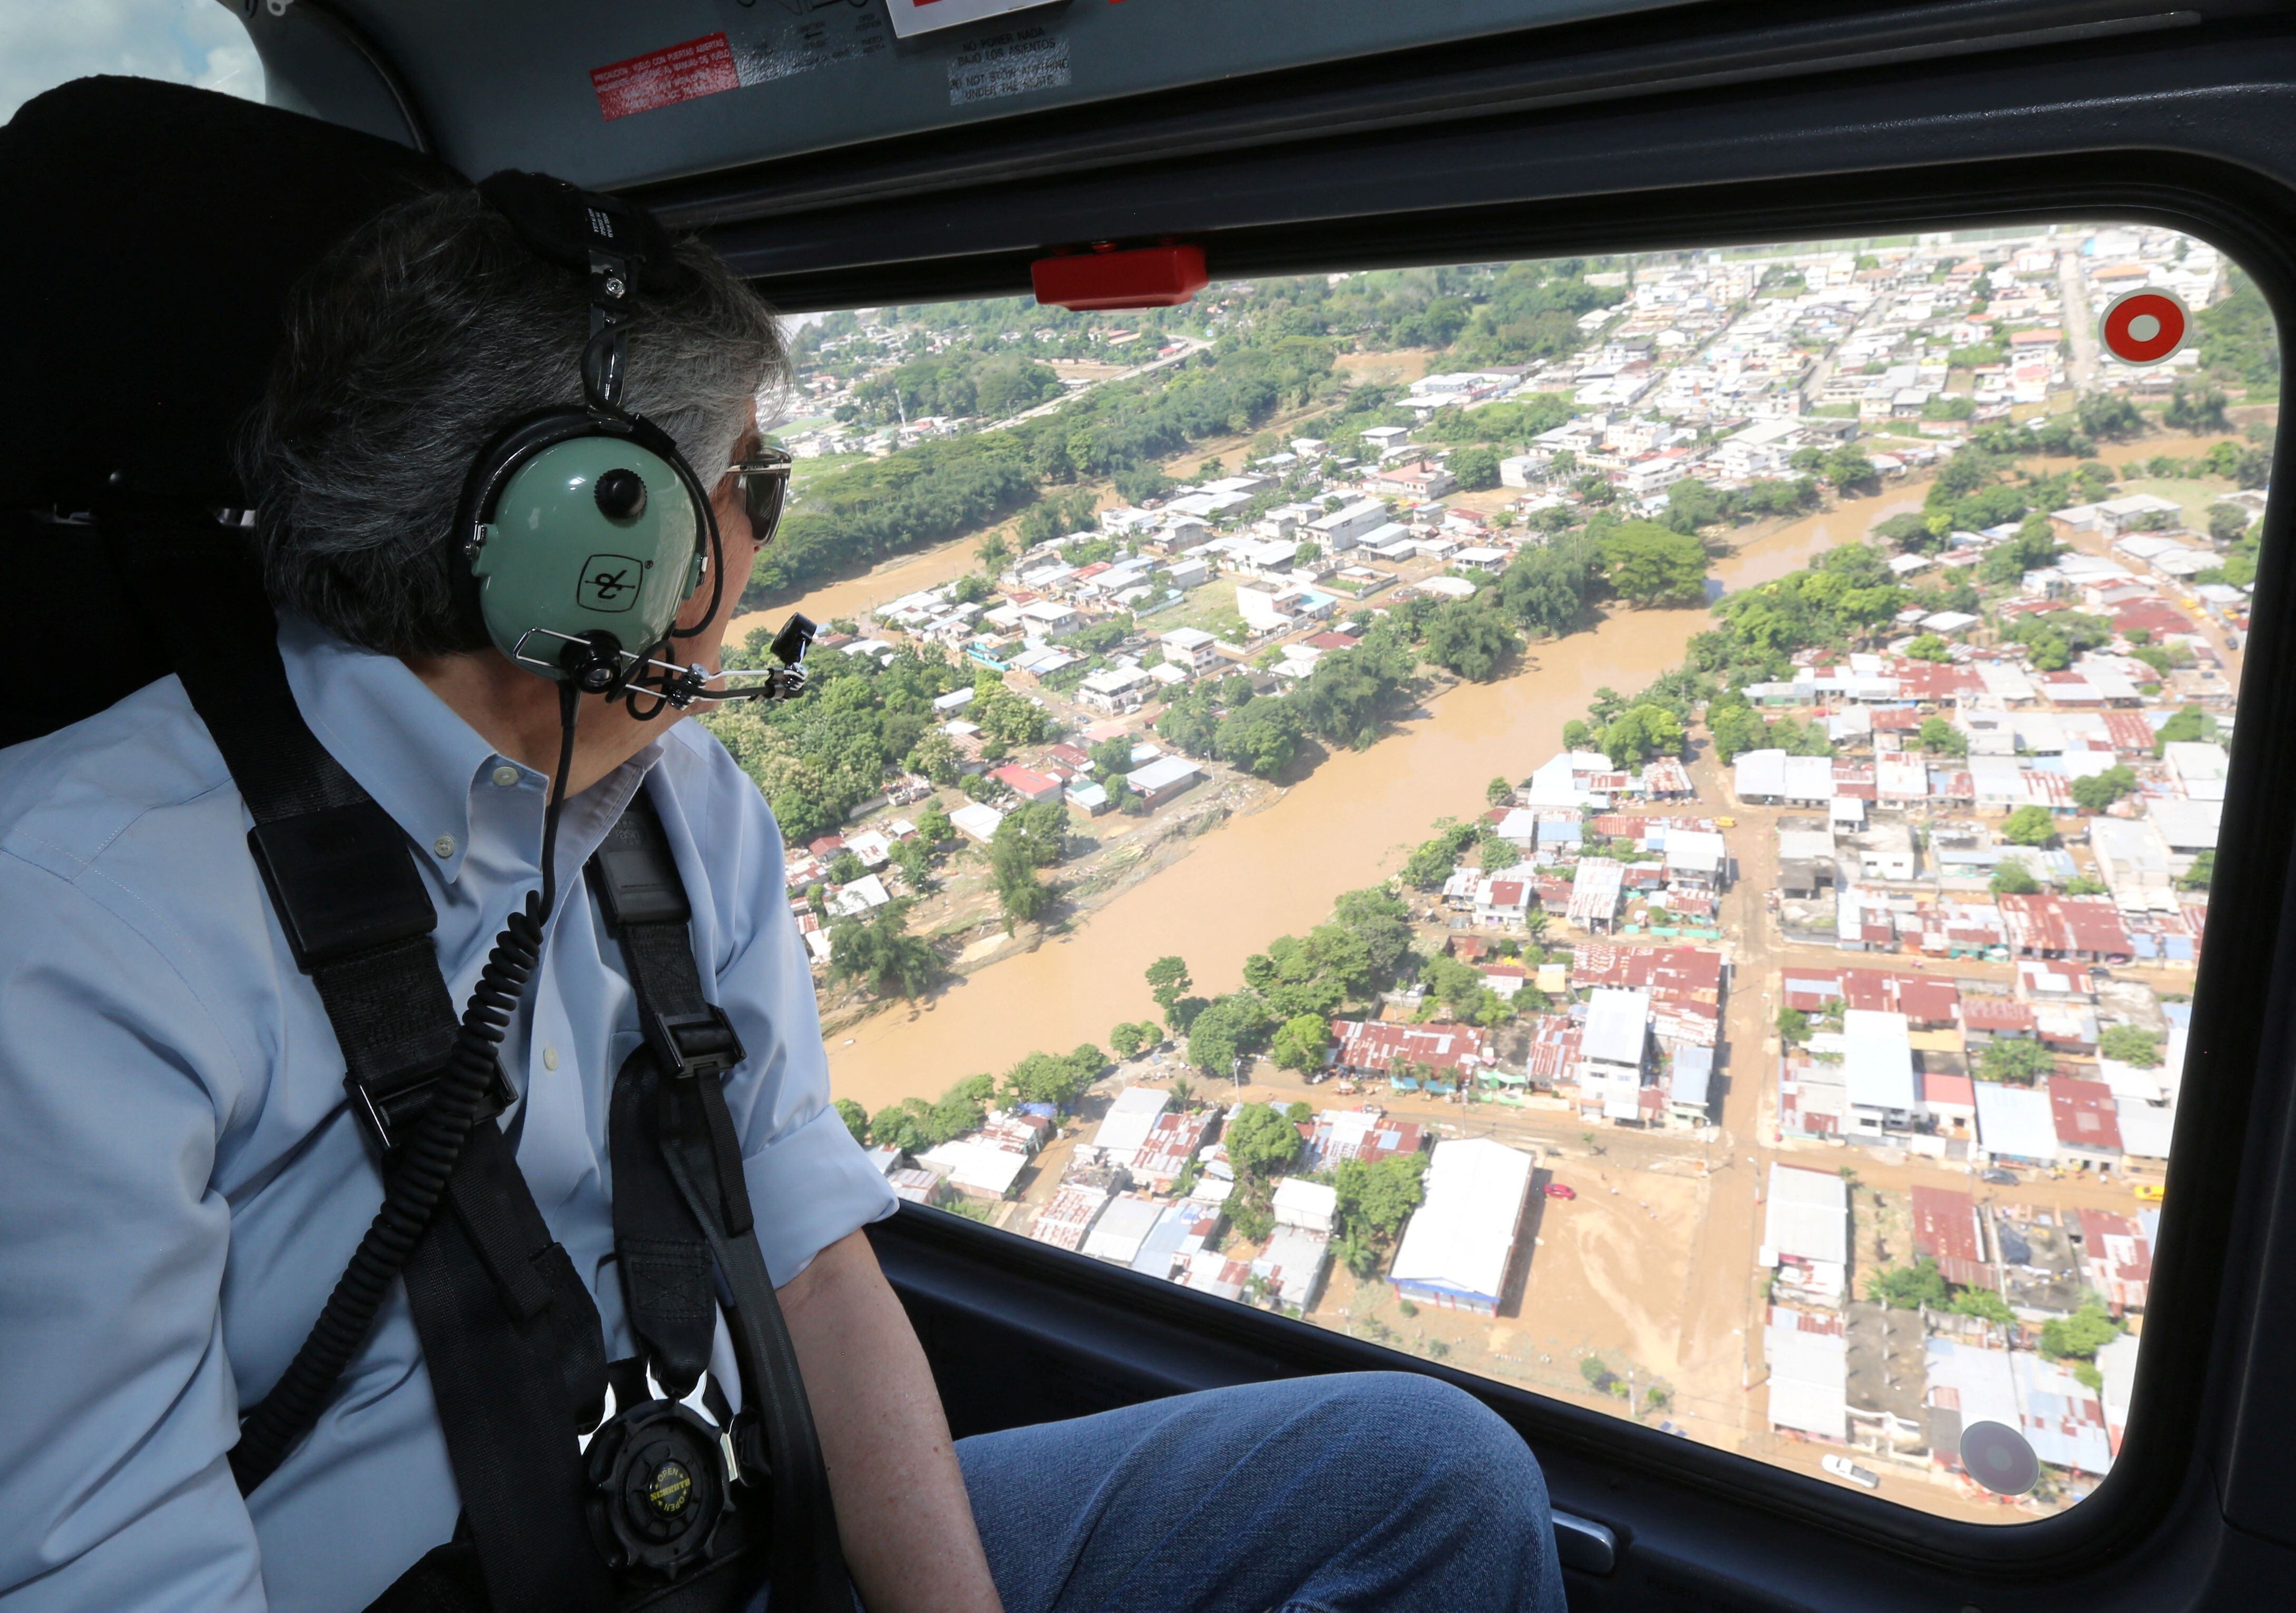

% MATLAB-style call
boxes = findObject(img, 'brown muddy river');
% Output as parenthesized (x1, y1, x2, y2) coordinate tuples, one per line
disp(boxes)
(821, 488, 1922, 1113)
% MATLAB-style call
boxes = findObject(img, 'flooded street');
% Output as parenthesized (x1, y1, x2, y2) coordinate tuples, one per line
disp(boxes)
(825, 490, 1920, 1112)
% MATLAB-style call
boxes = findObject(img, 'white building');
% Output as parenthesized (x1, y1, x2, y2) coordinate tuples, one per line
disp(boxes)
(1091, 1086, 1171, 1165)
(1579, 986, 1652, 1123)
(1841, 1009, 1918, 1136)
(1160, 626, 1220, 671)
(1763, 1163, 1850, 1308)
(1388, 1138, 1537, 1316)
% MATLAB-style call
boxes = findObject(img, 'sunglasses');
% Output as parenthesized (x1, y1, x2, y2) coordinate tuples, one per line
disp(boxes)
(720, 444, 793, 544)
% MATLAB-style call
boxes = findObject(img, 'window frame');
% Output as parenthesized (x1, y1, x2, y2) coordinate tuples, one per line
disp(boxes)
(756, 155, 2296, 1592)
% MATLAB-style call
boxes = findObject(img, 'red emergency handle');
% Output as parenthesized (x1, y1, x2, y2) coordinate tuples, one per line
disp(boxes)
(1032, 243, 1209, 310)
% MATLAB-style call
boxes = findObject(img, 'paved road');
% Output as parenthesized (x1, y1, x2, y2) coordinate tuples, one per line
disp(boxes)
(2060, 247, 2100, 393)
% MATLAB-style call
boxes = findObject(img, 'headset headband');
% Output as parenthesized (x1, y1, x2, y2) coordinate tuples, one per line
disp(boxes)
(475, 171, 698, 416)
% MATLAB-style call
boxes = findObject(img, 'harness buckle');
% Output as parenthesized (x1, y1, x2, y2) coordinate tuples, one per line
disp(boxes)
(644, 1003, 745, 1083)
(347, 1055, 517, 1152)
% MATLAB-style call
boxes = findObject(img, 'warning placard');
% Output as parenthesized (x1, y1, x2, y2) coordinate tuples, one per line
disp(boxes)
(949, 26, 1072, 106)
(590, 34, 742, 122)
(891, 0, 1065, 41)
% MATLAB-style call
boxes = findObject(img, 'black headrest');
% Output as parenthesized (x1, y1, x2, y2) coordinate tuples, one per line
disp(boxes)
(0, 76, 465, 509)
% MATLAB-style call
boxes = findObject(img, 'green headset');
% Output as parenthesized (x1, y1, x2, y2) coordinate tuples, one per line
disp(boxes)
(454, 171, 804, 715)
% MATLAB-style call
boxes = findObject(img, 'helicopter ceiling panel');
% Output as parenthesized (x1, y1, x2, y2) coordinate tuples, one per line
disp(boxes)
(261, 0, 1692, 190)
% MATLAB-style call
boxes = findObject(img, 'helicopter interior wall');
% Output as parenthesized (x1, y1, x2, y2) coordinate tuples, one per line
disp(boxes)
(37, 5, 2296, 1610)
(244, 0, 1708, 191)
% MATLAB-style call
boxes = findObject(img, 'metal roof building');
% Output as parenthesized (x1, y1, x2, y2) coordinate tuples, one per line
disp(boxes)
(1081, 1196, 1166, 1266)
(1765, 1306, 1849, 1441)
(1582, 986, 1651, 1068)
(1388, 1138, 1536, 1316)
(1975, 1081, 2060, 1165)
(1841, 1008, 1917, 1116)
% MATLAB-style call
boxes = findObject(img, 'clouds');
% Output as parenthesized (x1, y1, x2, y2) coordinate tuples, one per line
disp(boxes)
(1, 0, 264, 125)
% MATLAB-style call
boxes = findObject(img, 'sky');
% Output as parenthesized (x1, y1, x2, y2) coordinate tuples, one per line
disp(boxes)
(2, 0, 264, 125)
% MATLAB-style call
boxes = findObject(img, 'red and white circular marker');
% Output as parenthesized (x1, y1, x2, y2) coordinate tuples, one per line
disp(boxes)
(2099, 287, 2190, 366)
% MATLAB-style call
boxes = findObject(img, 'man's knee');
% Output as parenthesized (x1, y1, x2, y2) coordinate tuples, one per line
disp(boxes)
(1299, 1372, 1546, 1502)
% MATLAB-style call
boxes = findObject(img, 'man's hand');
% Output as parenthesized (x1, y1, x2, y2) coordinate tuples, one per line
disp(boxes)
(777, 1228, 1005, 1613)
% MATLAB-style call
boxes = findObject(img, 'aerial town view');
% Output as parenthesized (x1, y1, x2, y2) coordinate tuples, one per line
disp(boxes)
(705, 225, 2272, 1522)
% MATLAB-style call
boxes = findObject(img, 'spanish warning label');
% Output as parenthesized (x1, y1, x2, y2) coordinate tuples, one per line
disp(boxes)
(590, 33, 741, 121)
(948, 26, 1072, 106)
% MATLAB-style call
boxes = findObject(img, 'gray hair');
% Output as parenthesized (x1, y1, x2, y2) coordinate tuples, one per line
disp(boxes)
(237, 185, 787, 657)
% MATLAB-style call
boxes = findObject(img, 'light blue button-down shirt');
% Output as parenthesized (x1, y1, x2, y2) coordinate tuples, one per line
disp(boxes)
(0, 615, 896, 1612)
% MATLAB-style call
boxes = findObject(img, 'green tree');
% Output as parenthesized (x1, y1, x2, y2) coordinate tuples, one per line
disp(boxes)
(1600, 521, 1711, 607)
(1269, 1013, 1330, 1073)
(2039, 1302, 2123, 1365)
(907, 730, 960, 786)
(912, 799, 954, 845)
(1990, 861, 2040, 896)
(833, 1098, 870, 1147)
(828, 902, 939, 1000)
(1600, 703, 1686, 768)
(2206, 499, 2253, 543)
(997, 1044, 1106, 1111)
(2155, 706, 2219, 754)
(1870, 1258, 1951, 1311)
(1950, 1288, 2017, 1327)
(1225, 1101, 1306, 1179)
(1706, 693, 1767, 763)
(1186, 1003, 1242, 1077)
(1777, 1006, 1812, 1045)
(1329, 887, 1415, 982)
(1422, 596, 1519, 682)
(1216, 696, 1307, 777)
(1146, 956, 1194, 1023)
(1486, 775, 1516, 807)
(1902, 633, 1950, 662)
(827, 849, 865, 885)
(990, 839, 1053, 933)
(975, 532, 1012, 574)
(1918, 716, 1969, 757)
(1110, 1021, 1149, 1058)
(1332, 1153, 1431, 1252)
(2070, 765, 2137, 813)
(1980, 1036, 2055, 1084)
(2099, 1024, 2164, 1067)
(2180, 849, 2216, 891)
(1448, 444, 1502, 491)
(2001, 805, 2059, 847)
(2076, 392, 2147, 441)
(2166, 383, 2233, 434)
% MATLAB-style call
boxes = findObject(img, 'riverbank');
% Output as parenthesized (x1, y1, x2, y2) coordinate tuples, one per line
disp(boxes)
(823, 485, 1923, 1112)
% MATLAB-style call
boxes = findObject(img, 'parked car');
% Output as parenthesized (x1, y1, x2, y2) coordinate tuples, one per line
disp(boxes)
(1981, 1168, 2019, 1185)
(1822, 1455, 1881, 1490)
(1543, 1182, 1578, 1200)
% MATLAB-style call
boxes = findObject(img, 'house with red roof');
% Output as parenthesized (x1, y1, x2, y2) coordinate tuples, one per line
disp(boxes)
(989, 765, 1064, 805)
(1911, 1185, 1996, 1289)
(2077, 1208, 2153, 1314)
(2049, 1077, 2125, 1168)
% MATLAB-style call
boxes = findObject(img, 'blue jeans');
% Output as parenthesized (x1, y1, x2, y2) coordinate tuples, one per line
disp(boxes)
(955, 1372, 1569, 1613)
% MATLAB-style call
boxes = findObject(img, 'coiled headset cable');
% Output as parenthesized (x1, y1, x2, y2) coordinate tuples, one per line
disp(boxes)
(232, 685, 583, 1491)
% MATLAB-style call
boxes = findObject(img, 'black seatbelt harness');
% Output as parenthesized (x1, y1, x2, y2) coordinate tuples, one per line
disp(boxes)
(127, 510, 848, 1613)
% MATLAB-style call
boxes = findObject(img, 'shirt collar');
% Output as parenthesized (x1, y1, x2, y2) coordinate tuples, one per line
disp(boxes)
(275, 614, 662, 885)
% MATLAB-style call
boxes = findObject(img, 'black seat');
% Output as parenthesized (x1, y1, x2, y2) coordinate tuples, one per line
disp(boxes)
(0, 76, 459, 749)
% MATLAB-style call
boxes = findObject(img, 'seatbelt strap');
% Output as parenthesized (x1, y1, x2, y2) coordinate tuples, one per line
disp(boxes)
(110, 506, 615, 1610)
(588, 792, 853, 1613)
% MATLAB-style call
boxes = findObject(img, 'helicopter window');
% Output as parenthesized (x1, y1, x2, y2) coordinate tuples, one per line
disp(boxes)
(712, 223, 2269, 1524)
(0, 1, 262, 124)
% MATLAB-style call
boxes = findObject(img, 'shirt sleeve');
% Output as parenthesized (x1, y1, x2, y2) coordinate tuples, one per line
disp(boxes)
(673, 738, 897, 1289)
(0, 855, 267, 1612)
